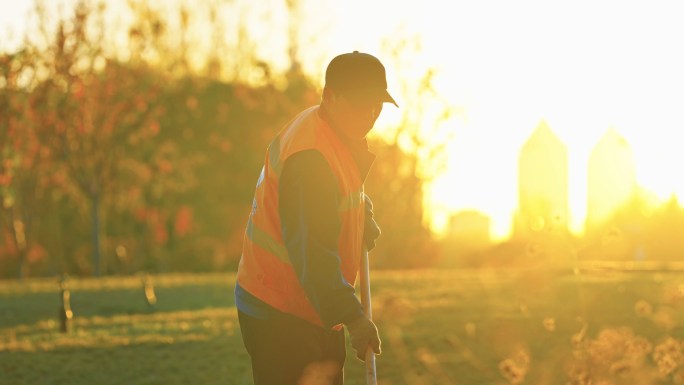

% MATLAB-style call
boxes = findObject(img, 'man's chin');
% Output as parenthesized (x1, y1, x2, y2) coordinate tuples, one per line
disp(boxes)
(358, 124, 374, 137)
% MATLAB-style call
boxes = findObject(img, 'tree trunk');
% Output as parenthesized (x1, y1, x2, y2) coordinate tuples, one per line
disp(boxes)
(91, 192, 102, 276)
(16, 248, 27, 280)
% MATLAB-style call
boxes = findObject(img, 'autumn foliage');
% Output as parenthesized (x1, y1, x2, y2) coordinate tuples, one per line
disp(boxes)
(0, 1, 438, 278)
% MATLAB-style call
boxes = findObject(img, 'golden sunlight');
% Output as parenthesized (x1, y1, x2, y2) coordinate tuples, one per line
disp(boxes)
(5, 0, 682, 243)
(346, 0, 684, 241)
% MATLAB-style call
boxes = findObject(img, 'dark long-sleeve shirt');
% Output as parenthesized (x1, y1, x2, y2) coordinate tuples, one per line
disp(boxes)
(279, 150, 364, 327)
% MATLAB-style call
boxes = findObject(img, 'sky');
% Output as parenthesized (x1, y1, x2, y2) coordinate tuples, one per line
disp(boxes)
(316, 0, 684, 239)
(3, 0, 683, 241)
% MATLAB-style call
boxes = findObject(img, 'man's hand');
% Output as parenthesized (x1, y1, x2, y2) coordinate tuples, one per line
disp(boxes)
(363, 194, 381, 251)
(346, 315, 381, 361)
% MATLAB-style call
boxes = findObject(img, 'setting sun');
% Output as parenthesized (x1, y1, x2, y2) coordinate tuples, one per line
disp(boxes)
(306, 0, 684, 241)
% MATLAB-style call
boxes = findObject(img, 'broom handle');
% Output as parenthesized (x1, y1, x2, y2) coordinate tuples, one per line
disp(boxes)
(359, 246, 377, 385)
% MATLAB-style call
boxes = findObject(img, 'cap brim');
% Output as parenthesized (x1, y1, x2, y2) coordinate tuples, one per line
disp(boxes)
(382, 90, 399, 108)
(347, 88, 398, 108)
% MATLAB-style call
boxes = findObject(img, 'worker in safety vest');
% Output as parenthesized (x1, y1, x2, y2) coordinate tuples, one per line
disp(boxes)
(235, 51, 398, 385)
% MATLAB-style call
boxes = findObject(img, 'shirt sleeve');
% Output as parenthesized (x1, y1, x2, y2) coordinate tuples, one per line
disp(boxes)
(278, 150, 364, 328)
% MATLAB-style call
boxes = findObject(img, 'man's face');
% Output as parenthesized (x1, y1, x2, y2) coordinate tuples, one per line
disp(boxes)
(326, 89, 383, 141)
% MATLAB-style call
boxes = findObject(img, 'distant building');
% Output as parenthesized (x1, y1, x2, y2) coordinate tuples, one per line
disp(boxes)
(444, 210, 491, 266)
(586, 129, 637, 232)
(447, 210, 491, 248)
(515, 121, 569, 237)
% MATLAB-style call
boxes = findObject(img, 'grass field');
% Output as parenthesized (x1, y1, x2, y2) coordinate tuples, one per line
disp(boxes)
(2, 266, 684, 385)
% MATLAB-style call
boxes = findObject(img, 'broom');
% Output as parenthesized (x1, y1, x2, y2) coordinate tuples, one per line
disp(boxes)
(359, 246, 377, 385)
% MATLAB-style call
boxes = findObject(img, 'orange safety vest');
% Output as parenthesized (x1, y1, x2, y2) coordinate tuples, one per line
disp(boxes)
(237, 105, 366, 328)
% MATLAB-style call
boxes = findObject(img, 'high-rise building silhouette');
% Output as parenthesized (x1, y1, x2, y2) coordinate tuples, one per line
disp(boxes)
(515, 121, 569, 237)
(586, 129, 637, 232)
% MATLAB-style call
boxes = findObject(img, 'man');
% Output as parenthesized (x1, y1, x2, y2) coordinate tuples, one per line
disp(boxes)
(235, 51, 398, 385)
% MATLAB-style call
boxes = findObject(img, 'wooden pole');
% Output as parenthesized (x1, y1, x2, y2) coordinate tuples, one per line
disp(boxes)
(59, 275, 73, 333)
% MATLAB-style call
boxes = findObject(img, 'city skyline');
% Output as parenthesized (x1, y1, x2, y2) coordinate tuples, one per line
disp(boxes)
(448, 122, 649, 242)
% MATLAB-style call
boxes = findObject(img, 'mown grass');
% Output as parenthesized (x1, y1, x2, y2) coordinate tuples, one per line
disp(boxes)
(2, 267, 684, 385)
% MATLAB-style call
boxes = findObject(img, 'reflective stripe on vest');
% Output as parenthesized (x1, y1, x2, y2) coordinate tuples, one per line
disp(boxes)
(244, 217, 289, 265)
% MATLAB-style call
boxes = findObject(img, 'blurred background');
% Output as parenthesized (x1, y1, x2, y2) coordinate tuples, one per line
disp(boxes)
(2, 0, 684, 279)
(5, 2, 684, 385)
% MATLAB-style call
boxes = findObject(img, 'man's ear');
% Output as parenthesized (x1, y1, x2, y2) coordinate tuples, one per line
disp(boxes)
(322, 87, 337, 104)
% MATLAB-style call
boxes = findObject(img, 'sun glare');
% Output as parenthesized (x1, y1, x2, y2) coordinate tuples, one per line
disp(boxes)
(4, 0, 682, 243)
(363, 0, 684, 242)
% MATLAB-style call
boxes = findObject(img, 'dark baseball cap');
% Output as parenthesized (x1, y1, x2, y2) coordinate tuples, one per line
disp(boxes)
(325, 51, 398, 107)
